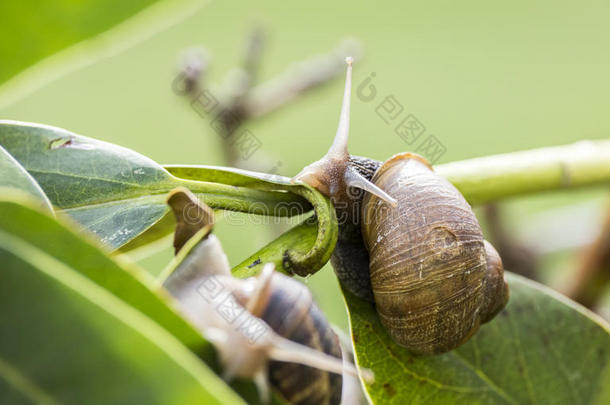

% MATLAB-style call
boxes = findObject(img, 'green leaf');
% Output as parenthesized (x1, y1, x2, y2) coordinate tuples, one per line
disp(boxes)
(0, 121, 310, 250)
(0, 196, 213, 355)
(166, 165, 338, 276)
(0, 0, 163, 85)
(346, 272, 610, 404)
(0, 196, 244, 404)
(165, 164, 298, 188)
(0, 144, 52, 212)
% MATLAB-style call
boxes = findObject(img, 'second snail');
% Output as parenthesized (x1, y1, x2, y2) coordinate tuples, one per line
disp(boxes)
(292, 57, 509, 355)
(161, 188, 371, 404)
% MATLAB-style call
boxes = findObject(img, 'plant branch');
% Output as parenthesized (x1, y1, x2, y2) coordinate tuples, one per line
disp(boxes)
(436, 140, 610, 205)
(483, 203, 538, 279)
(177, 32, 361, 170)
(242, 38, 363, 119)
(558, 200, 610, 308)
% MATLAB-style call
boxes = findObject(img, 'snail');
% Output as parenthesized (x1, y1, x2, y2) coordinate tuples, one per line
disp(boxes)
(160, 188, 371, 404)
(292, 58, 509, 355)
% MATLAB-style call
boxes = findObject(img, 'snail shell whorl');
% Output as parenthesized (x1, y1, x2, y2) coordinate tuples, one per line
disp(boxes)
(481, 240, 510, 323)
(235, 273, 343, 405)
(361, 153, 506, 355)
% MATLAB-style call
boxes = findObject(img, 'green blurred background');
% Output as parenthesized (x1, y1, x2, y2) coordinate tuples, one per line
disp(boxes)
(2, 0, 610, 330)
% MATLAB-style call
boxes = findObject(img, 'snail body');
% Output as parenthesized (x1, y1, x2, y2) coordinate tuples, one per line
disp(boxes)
(293, 59, 509, 354)
(162, 189, 364, 403)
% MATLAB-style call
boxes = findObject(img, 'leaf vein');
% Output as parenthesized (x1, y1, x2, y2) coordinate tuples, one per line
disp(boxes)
(0, 354, 59, 405)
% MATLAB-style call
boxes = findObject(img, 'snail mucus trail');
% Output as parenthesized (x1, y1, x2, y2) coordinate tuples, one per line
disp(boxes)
(160, 188, 372, 404)
(292, 58, 509, 355)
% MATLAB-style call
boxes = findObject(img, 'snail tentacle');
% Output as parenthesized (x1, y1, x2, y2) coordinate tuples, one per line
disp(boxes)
(267, 334, 366, 381)
(327, 57, 353, 159)
(345, 167, 397, 206)
(293, 58, 397, 208)
(253, 371, 270, 405)
(244, 263, 275, 315)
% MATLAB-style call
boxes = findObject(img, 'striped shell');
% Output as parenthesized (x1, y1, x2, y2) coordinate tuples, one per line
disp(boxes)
(234, 272, 343, 405)
(361, 153, 508, 354)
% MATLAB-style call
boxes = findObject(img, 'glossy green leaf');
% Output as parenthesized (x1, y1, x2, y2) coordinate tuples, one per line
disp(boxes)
(165, 164, 298, 189)
(0, 198, 213, 355)
(0, 144, 52, 212)
(0, 0, 163, 85)
(0, 197, 244, 404)
(346, 272, 610, 405)
(0, 121, 310, 250)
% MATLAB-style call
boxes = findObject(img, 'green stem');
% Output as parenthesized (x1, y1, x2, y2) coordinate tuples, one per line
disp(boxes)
(166, 172, 337, 277)
(173, 177, 311, 216)
(436, 140, 610, 205)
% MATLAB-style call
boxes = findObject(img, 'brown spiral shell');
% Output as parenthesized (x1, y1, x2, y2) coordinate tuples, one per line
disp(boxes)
(233, 272, 343, 405)
(360, 153, 509, 355)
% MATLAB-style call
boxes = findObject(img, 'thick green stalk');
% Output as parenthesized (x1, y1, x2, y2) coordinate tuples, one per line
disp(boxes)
(173, 177, 311, 216)
(436, 140, 610, 205)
